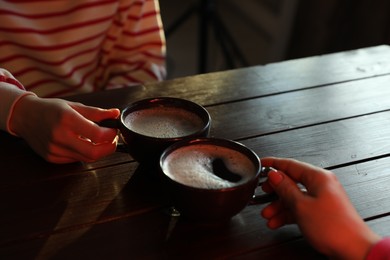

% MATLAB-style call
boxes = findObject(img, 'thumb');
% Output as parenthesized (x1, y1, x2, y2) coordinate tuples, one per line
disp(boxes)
(94, 108, 120, 122)
(268, 170, 306, 208)
(72, 103, 120, 122)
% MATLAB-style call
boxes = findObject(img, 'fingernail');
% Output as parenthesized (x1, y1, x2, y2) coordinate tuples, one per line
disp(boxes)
(268, 170, 283, 186)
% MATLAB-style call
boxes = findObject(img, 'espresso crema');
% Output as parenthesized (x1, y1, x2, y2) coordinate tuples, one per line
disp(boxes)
(124, 107, 204, 138)
(161, 144, 257, 189)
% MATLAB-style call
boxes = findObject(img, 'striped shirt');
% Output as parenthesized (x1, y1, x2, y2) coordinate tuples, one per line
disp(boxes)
(0, 0, 166, 97)
(0, 0, 166, 133)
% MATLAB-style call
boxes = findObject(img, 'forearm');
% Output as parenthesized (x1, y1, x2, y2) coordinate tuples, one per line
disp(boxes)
(0, 69, 36, 135)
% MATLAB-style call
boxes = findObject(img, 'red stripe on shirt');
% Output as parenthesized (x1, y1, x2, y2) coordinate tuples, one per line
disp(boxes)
(0, 31, 105, 50)
(94, 58, 160, 84)
(120, 74, 142, 84)
(0, 0, 117, 18)
(113, 41, 164, 52)
(122, 26, 163, 37)
(0, 15, 115, 34)
(141, 51, 165, 61)
(26, 58, 98, 90)
(127, 10, 160, 21)
(142, 67, 159, 80)
(0, 45, 100, 67)
(47, 70, 96, 97)
(27, 65, 97, 97)
(113, 10, 160, 27)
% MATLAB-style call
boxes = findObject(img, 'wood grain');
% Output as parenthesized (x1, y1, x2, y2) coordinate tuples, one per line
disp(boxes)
(2, 45, 390, 259)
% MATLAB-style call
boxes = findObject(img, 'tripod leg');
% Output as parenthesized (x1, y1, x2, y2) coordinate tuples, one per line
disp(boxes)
(199, 0, 235, 72)
(198, 0, 210, 73)
(165, 4, 198, 38)
(213, 14, 249, 67)
(212, 18, 235, 69)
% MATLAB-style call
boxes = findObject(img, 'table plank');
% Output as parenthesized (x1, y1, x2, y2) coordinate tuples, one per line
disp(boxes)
(333, 157, 390, 220)
(242, 111, 390, 169)
(369, 215, 390, 236)
(0, 163, 168, 245)
(0, 139, 132, 190)
(209, 74, 390, 140)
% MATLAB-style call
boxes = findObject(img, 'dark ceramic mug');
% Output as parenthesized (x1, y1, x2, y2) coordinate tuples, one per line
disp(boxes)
(159, 137, 267, 222)
(99, 97, 211, 163)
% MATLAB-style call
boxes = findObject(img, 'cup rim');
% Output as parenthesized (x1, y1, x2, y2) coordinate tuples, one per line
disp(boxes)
(120, 97, 211, 141)
(159, 137, 262, 191)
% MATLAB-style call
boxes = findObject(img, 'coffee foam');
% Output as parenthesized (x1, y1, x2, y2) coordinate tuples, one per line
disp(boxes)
(162, 144, 257, 189)
(124, 107, 204, 138)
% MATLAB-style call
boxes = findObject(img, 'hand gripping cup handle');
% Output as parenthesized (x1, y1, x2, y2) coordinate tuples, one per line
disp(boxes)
(249, 167, 307, 205)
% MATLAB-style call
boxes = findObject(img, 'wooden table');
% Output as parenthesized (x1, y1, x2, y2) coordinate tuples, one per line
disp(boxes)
(2, 45, 390, 259)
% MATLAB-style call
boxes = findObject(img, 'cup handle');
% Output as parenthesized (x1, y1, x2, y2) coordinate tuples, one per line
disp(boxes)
(97, 119, 128, 153)
(249, 191, 279, 205)
(97, 118, 121, 129)
(116, 142, 129, 153)
(249, 167, 306, 205)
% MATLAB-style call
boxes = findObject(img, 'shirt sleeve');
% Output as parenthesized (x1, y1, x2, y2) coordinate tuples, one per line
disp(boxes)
(366, 237, 390, 260)
(0, 68, 36, 135)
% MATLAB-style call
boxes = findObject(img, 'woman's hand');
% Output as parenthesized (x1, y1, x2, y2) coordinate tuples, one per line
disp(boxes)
(9, 94, 120, 163)
(261, 157, 381, 260)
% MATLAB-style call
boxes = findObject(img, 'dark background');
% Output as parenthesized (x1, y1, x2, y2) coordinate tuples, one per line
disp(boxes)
(160, 0, 390, 79)
(287, 0, 390, 59)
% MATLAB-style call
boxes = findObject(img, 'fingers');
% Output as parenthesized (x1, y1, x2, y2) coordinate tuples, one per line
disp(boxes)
(42, 106, 119, 162)
(42, 135, 119, 163)
(261, 180, 274, 194)
(267, 170, 307, 209)
(67, 103, 120, 144)
(71, 102, 120, 122)
(261, 200, 295, 229)
(40, 104, 120, 163)
(260, 158, 311, 230)
(261, 157, 331, 192)
(261, 157, 315, 181)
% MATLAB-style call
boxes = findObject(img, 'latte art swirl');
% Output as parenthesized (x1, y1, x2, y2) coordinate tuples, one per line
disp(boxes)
(162, 144, 257, 189)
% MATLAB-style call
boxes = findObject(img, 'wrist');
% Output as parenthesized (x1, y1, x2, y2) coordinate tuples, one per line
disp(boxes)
(331, 229, 381, 260)
(7, 92, 38, 136)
